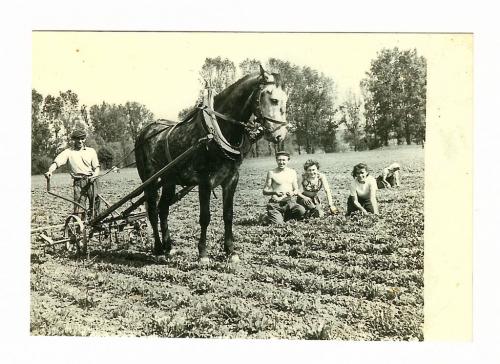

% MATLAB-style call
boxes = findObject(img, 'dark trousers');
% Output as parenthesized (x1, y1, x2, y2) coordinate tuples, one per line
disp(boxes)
(376, 175, 396, 189)
(267, 198, 306, 225)
(297, 196, 325, 218)
(346, 195, 374, 216)
(73, 178, 99, 218)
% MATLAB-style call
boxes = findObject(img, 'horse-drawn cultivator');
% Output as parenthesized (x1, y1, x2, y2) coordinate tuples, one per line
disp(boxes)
(32, 67, 289, 262)
(32, 137, 208, 255)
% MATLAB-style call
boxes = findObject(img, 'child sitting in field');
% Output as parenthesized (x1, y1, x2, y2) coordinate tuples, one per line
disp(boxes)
(346, 163, 379, 216)
(376, 162, 401, 189)
(296, 159, 338, 218)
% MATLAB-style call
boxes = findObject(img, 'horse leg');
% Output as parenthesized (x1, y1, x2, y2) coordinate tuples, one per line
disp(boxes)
(222, 171, 240, 263)
(198, 182, 211, 264)
(158, 183, 175, 257)
(144, 187, 163, 257)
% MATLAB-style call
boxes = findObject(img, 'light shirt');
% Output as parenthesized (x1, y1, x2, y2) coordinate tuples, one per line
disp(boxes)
(383, 163, 401, 177)
(350, 175, 377, 199)
(54, 147, 100, 177)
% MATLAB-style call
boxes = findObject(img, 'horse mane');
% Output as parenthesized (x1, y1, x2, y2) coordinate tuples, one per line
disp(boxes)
(213, 71, 283, 120)
(214, 73, 260, 102)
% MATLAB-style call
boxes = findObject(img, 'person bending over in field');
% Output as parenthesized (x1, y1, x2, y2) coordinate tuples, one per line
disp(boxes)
(45, 129, 101, 217)
(263, 151, 306, 225)
(376, 162, 401, 189)
(346, 163, 379, 216)
(297, 159, 338, 218)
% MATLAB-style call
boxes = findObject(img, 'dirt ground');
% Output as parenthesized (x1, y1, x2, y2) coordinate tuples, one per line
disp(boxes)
(30, 146, 424, 340)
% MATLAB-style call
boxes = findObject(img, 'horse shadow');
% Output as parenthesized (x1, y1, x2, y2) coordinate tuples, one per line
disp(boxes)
(79, 249, 157, 268)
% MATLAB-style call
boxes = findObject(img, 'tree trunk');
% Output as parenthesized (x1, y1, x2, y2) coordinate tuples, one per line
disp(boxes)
(404, 117, 412, 145)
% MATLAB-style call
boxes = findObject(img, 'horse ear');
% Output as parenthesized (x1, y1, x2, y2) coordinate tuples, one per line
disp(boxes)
(259, 64, 265, 77)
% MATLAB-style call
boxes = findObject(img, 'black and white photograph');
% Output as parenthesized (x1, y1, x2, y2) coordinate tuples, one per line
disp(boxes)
(7, 2, 499, 360)
(29, 32, 450, 340)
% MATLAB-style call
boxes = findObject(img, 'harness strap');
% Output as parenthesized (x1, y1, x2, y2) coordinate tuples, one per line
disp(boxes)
(164, 124, 177, 164)
(201, 107, 242, 156)
(197, 105, 246, 128)
(261, 115, 289, 126)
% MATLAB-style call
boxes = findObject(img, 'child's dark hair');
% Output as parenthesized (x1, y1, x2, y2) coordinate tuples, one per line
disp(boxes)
(352, 163, 369, 178)
(304, 159, 320, 171)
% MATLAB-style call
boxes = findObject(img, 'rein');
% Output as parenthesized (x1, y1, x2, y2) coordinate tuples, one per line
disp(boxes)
(104, 120, 173, 171)
(163, 76, 288, 163)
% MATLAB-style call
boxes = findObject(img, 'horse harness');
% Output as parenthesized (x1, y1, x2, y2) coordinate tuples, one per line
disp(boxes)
(106, 77, 288, 175)
(163, 79, 288, 163)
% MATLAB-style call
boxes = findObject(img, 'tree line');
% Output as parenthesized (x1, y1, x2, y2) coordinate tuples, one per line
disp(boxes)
(32, 47, 426, 174)
(178, 48, 426, 156)
(31, 89, 154, 174)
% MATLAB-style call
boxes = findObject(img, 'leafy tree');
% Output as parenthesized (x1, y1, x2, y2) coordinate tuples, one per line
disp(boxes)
(81, 105, 90, 125)
(97, 145, 114, 169)
(199, 57, 236, 94)
(89, 102, 128, 143)
(59, 90, 86, 143)
(318, 117, 340, 153)
(267, 59, 338, 154)
(293, 67, 337, 153)
(125, 101, 155, 139)
(31, 89, 53, 157)
(239, 58, 261, 76)
(41, 94, 64, 147)
(340, 91, 366, 151)
(362, 47, 427, 146)
(31, 89, 58, 174)
(31, 155, 53, 175)
(37, 90, 86, 151)
(89, 101, 153, 167)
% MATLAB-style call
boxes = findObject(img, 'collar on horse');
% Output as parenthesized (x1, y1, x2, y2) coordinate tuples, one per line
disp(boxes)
(165, 77, 288, 163)
(203, 78, 288, 148)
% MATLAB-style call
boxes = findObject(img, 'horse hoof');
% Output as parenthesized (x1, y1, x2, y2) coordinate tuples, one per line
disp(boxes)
(229, 254, 240, 264)
(199, 257, 210, 265)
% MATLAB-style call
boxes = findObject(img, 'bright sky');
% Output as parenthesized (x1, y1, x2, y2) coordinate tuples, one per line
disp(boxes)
(33, 32, 439, 120)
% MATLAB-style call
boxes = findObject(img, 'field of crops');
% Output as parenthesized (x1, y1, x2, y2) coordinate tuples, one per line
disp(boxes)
(30, 145, 424, 340)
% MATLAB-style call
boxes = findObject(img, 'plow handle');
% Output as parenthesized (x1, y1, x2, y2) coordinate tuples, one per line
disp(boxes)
(44, 174, 87, 211)
(45, 175, 51, 191)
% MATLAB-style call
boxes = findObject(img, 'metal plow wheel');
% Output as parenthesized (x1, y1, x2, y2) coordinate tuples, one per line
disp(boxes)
(63, 215, 88, 254)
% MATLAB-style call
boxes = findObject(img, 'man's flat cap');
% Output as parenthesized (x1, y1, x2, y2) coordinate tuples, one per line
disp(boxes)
(71, 129, 86, 139)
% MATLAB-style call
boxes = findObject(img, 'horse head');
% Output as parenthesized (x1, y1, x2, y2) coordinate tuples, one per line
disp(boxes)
(253, 65, 288, 144)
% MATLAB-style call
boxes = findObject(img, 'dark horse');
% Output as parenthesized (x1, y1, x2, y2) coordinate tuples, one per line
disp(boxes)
(135, 66, 288, 264)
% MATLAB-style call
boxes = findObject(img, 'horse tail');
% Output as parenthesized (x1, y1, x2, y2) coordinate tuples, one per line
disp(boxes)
(134, 123, 156, 182)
